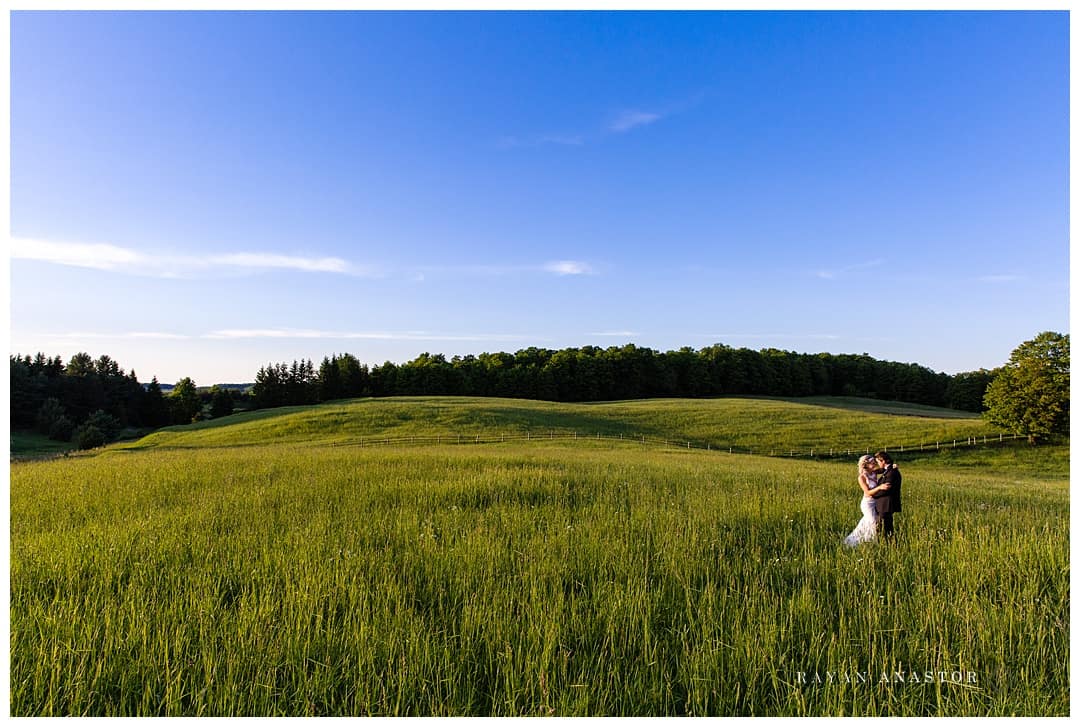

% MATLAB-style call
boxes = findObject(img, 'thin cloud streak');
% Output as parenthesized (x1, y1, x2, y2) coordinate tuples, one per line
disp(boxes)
(14, 237, 598, 281)
(12, 238, 145, 271)
(610, 109, 662, 132)
(11, 237, 363, 277)
(209, 252, 351, 274)
(543, 260, 593, 276)
(499, 94, 698, 150)
(413, 260, 595, 278)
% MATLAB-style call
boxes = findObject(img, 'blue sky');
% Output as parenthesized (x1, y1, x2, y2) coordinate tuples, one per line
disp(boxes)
(10, 10, 1069, 385)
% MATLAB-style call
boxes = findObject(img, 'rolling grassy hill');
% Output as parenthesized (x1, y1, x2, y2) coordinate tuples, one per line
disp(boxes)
(115, 395, 1003, 457)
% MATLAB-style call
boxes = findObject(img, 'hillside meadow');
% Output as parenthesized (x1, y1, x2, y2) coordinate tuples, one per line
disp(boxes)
(120, 395, 1002, 455)
(10, 397, 1069, 716)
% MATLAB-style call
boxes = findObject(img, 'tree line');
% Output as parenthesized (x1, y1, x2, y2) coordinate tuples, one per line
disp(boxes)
(251, 344, 995, 412)
(8, 345, 999, 448)
(11, 334, 1067, 451)
(9, 353, 243, 449)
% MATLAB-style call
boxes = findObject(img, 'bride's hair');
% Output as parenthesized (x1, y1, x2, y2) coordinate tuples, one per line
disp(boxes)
(858, 454, 875, 474)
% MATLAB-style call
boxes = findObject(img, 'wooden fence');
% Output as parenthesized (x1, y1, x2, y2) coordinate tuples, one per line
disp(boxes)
(329, 430, 1029, 459)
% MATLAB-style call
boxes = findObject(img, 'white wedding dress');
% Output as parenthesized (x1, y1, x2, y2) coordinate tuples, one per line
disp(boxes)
(843, 475, 880, 547)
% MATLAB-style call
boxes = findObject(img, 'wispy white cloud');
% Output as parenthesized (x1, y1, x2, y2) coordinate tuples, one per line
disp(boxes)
(12, 238, 146, 271)
(11, 237, 362, 277)
(13, 239, 595, 284)
(590, 330, 640, 337)
(208, 252, 351, 274)
(543, 260, 593, 276)
(412, 260, 596, 278)
(610, 109, 663, 133)
(499, 94, 699, 150)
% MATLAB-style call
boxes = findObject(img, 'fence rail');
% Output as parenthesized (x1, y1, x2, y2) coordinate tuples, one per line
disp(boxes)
(328, 429, 1029, 459)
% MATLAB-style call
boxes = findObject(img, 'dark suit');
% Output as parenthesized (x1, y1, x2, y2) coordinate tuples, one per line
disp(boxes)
(872, 465, 902, 537)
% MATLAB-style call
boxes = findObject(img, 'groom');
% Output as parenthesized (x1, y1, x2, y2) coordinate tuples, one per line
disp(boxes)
(872, 451, 902, 538)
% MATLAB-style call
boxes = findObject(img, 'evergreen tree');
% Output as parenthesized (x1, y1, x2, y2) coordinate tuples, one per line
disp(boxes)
(209, 385, 235, 418)
(318, 356, 343, 402)
(337, 354, 369, 398)
(65, 352, 96, 377)
(252, 365, 283, 409)
(141, 377, 170, 427)
(35, 398, 67, 436)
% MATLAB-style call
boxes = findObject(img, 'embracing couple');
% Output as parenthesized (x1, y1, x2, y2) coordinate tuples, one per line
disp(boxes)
(843, 451, 902, 546)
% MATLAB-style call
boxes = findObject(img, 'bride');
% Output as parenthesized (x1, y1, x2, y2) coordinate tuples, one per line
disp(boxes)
(843, 454, 888, 546)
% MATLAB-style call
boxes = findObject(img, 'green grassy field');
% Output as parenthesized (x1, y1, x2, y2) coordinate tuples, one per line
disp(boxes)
(117, 395, 1001, 455)
(9, 397, 1068, 716)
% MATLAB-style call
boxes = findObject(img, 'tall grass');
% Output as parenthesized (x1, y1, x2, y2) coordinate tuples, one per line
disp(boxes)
(11, 438, 1067, 716)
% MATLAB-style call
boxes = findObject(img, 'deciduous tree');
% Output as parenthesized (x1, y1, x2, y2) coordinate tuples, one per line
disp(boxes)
(983, 332, 1069, 444)
(169, 377, 202, 424)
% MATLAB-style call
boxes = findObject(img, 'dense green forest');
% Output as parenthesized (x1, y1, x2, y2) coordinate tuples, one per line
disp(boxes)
(253, 344, 992, 411)
(10, 344, 995, 449)
(9, 353, 240, 448)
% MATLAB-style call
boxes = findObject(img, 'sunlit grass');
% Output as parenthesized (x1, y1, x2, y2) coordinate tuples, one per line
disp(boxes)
(118, 396, 998, 457)
(11, 425, 1068, 715)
